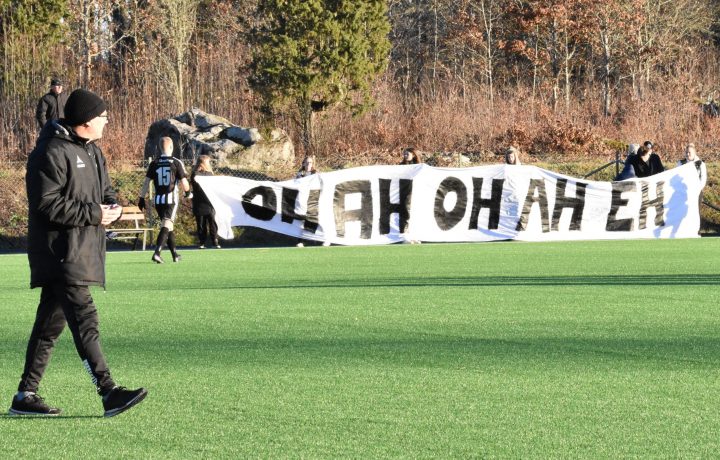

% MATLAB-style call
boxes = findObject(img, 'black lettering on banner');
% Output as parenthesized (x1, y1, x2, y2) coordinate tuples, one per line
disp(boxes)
(606, 182, 635, 231)
(333, 180, 373, 238)
(515, 179, 550, 232)
(638, 181, 665, 229)
(242, 186, 277, 221)
(379, 178, 412, 234)
(551, 179, 587, 231)
(280, 187, 319, 234)
(434, 177, 467, 231)
(693, 160, 703, 178)
(305, 189, 320, 233)
(469, 178, 503, 230)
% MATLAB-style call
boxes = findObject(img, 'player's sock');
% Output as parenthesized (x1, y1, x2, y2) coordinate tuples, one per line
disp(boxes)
(167, 231, 177, 259)
(155, 227, 169, 252)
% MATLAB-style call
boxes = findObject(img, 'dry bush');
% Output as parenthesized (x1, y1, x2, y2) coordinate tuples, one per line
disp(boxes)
(492, 127, 534, 157)
(306, 74, 720, 169)
(531, 116, 604, 157)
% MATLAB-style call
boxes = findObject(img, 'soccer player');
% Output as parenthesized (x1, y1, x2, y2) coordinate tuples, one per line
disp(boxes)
(138, 136, 192, 263)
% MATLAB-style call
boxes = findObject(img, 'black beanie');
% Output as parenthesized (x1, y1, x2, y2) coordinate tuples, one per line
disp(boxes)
(64, 89, 107, 126)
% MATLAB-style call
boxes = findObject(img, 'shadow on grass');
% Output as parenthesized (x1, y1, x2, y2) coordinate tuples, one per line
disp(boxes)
(0, 414, 103, 420)
(137, 274, 720, 291)
(92, 335, 720, 368)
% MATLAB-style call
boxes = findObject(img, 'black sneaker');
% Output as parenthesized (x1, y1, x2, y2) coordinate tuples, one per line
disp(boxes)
(151, 253, 164, 264)
(103, 387, 148, 418)
(172, 254, 182, 263)
(9, 393, 62, 416)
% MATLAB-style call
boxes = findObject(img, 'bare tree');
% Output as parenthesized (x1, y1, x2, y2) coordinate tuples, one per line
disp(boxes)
(446, 0, 508, 106)
(66, 0, 134, 87)
(632, 0, 715, 98)
(150, 0, 199, 112)
(589, 0, 639, 116)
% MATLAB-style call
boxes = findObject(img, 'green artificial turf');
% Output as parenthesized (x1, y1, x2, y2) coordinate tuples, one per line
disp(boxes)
(1, 239, 719, 458)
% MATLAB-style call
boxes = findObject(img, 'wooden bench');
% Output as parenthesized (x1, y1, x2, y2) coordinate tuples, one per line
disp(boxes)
(108, 205, 153, 250)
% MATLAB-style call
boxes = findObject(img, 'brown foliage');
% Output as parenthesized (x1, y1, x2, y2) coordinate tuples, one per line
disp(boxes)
(532, 117, 602, 156)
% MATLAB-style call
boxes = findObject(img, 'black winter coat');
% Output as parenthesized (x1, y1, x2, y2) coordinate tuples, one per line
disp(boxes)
(190, 170, 215, 216)
(627, 153, 664, 178)
(26, 121, 117, 288)
(36, 91, 69, 128)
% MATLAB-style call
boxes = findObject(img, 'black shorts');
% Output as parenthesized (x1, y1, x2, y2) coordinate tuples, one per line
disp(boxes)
(155, 203, 178, 221)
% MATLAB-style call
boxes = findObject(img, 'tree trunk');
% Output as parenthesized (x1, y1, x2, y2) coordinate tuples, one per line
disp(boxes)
(176, 46, 185, 112)
(531, 29, 539, 115)
(563, 31, 571, 112)
(602, 32, 611, 117)
(300, 101, 315, 156)
(431, 0, 439, 99)
(564, 57, 571, 112)
(480, 0, 494, 107)
(81, 0, 93, 87)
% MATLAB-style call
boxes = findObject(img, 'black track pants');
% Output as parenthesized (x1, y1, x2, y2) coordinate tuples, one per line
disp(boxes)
(18, 284, 116, 394)
(195, 213, 218, 245)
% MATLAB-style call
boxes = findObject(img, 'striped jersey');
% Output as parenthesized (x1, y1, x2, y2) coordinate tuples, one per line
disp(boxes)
(145, 156, 188, 205)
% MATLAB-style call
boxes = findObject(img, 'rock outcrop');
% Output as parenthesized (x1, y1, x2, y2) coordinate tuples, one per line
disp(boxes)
(144, 108, 294, 169)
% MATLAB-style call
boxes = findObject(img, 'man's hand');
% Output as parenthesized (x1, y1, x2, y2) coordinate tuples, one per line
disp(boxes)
(138, 197, 146, 211)
(101, 204, 123, 226)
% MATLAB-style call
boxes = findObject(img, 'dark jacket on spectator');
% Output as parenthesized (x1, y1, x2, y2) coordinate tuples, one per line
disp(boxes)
(26, 121, 117, 288)
(191, 170, 215, 216)
(615, 155, 637, 181)
(627, 153, 664, 178)
(36, 91, 69, 128)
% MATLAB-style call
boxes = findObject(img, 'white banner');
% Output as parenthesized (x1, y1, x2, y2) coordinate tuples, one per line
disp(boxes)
(195, 161, 707, 245)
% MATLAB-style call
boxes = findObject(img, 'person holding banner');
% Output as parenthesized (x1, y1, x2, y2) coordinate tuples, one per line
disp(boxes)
(627, 141, 664, 178)
(294, 155, 330, 247)
(615, 143, 639, 181)
(295, 155, 316, 247)
(677, 143, 706, 218)
(296, 155, 317, 178)
(678, 143, 700, 166)
(505, 146, 522, 165)
(191, 155, 220, 249)
(400, 147, 422, 165)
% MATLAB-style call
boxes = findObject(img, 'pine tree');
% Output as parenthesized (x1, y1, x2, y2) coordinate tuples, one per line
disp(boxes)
(248, 0, 391, 155)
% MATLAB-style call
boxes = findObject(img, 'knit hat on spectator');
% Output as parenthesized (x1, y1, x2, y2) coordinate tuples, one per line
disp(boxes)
(64, 89, 107, 126)
(50, 78, 63, 86)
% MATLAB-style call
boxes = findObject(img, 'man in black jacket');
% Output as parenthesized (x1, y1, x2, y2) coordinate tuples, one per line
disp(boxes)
(10, 89, 147, 417)
(35, 78, 69, 129)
